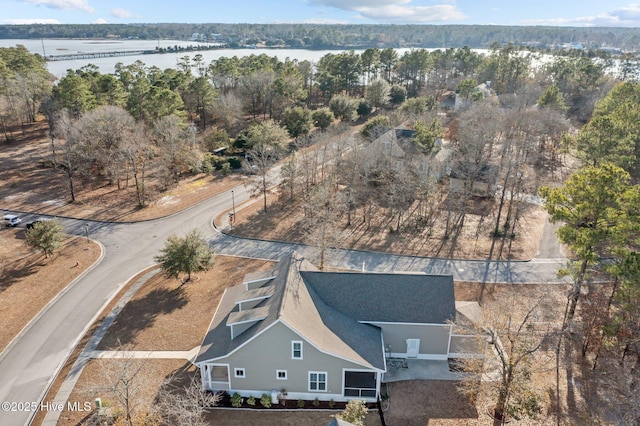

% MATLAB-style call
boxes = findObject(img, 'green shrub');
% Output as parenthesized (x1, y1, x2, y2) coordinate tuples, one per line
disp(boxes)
(260, 393, 272, 408)
(313, 397, 320, 408)
(247, 395, 256, 406)
(228, 156, 243, 169)
(297, 399, 305, 408)
(328, 399, 336, 408)
(221, 162, 232, 175)
(231, 392, 242, 408)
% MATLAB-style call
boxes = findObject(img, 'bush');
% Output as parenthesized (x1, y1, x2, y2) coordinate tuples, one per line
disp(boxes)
(228, 156, 243, 169)
(231, 392, 242, 408)
(260, 393, 272, 408)
(336, 399, 368, 426)
(221, 162, 231, 175)
(313, 397, 320, 408)
(297, 399, 305, 408)
(312, 107, 335, 130)
(357, 100, 372, 118)
(361, 115, 391, 139)
(328, 399, 336, 408)
(247, 395, 256, 406)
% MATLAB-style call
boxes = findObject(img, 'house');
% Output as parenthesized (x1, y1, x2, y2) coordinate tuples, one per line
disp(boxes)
(448, 161, 498, 198)
(195, 252, 464, 403)
(365, 126, 450, 182)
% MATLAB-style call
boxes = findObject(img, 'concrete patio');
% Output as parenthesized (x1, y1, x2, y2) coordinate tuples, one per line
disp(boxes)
(382, 359, 461, 382)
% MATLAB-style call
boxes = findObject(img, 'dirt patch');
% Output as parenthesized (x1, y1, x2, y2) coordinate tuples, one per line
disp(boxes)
(0, 228, 101, 352)
(226, 189, 548, 261)
(98, 256, 275, 351)
(0, 119, 244, 222)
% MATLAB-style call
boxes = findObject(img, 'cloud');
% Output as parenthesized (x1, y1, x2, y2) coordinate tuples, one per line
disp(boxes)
(92, 17, 108, 24)
(522, 3, 640, 27)
(20, 0, 94, 13)
(3, 18, 61, 24)
(310, 0, 467, 23)
(111, 8, 133, 19)
(272, 18, 351, 24)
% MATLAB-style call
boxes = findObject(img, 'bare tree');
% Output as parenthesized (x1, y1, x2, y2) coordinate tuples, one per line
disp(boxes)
(84, 350, 151, 426)
(122, 124, 155, 206)
(457, 297, 555, 425)
(153, 374, 220, 426)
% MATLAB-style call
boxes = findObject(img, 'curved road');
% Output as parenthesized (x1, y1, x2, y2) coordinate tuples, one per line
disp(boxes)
(0, 184, 566, 425)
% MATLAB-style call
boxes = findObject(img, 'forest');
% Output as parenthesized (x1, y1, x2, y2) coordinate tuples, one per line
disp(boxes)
(2, 22, 640, 51)
(1, 41, 640, 423)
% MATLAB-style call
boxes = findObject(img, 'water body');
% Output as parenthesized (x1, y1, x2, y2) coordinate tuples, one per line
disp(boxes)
(0, 38, 380, 77)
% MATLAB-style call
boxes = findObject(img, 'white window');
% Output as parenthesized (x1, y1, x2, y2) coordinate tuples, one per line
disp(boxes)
(234, 368, 245, 378)
(292, 341, 303, 359)
(276, 370, 287, 380)
(308, 371, 327, 392)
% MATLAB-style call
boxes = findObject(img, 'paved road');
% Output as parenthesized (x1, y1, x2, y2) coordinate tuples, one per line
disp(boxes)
(0, 182, 567, 425)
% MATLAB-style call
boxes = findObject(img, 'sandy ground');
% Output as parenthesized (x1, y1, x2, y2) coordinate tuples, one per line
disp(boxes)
(0, 227, 101, 352)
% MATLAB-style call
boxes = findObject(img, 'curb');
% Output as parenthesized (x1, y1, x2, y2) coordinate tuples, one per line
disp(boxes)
(0, 237, 105, 365)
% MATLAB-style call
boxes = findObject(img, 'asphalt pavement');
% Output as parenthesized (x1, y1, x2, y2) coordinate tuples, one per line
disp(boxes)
(0, 181, 567, 426)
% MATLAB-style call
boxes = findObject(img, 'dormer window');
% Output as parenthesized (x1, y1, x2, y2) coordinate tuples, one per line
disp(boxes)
(292, 341, 303, 359)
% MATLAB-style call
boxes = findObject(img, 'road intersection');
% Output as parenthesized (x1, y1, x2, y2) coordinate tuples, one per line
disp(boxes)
(0, 183, 567, 425)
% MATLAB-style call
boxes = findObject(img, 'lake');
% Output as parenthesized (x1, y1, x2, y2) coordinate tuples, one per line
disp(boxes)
(0, 39, 390, 77)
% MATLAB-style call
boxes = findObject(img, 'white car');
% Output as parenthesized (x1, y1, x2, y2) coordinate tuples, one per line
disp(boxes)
(3, 214, 21, 227)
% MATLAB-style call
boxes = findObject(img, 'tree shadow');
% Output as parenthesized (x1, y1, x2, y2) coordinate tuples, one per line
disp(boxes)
(98, 285, 189, 349)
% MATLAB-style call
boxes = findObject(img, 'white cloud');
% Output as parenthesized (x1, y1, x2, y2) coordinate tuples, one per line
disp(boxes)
(357, 4, 466, 23)
(92, 17, 108, 24)
(522, 3, 640, 27)
(21, 0, 94, 13)
(310, 0, 466, 23)
(111, 8, 133, 19)
(272, 18, 351, 24)
(3, 18, 61, 24)
(312, 0, 411, 8)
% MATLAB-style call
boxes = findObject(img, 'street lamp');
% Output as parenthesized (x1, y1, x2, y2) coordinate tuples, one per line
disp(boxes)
(228, 190, 237, 230)
(84, 223, 89, 242)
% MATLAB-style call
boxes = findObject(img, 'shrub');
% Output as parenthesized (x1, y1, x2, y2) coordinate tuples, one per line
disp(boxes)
(260, 393, 272, 408)
(228, 156, 242, 169)
(361, 115, 391, 139)
(231, 392, 242, 408)
(297, 399, 305, 408)
(221, 162, 231, 175)
(357, 100, 372, 118)
(313, 397, 320, 408)
(336, 399, 368, 426)
(328, 399, 336, 408)
(247, 396, 256, 406)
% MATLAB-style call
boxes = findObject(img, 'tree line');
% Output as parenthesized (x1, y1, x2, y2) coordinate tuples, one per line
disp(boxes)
(3, 23, 640, 51)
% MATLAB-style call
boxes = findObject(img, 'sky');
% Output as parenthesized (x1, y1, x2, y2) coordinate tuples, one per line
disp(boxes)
(3, 0, 640, 27)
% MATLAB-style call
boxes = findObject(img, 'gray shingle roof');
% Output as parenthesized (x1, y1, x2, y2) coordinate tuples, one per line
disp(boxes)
(300, 271, 455, 324)
(196, 253, 455, 368)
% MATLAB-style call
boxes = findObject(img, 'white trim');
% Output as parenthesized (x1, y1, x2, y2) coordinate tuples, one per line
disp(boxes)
(234, 368, 246, 378)
(388, 352, 448, 361)
(280, 320, 385, 372)
(200, 363, 230, 391)
(227, 316, 267, 327)
(308, 371, 328, 392)
(362, 320, 452, 327)
(341, 368, 379, 399)
(292, 340, 303, 360)
(243, 276, 277, 291)
(236, 295, 271, 310)
(276, 369, 288, 380)
(446, 324, 453, 356)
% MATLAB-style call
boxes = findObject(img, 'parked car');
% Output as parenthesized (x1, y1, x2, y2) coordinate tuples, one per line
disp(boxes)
(3, 214, 21, 227)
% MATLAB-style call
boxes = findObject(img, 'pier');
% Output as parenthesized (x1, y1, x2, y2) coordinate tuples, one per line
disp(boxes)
(46, 50, 155, 61)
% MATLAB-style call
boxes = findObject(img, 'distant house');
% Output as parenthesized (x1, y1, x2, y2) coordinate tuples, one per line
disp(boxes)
(195, 252, 466, 403)
(366, 126, 450, 181)
(448, 161, 498, 198)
